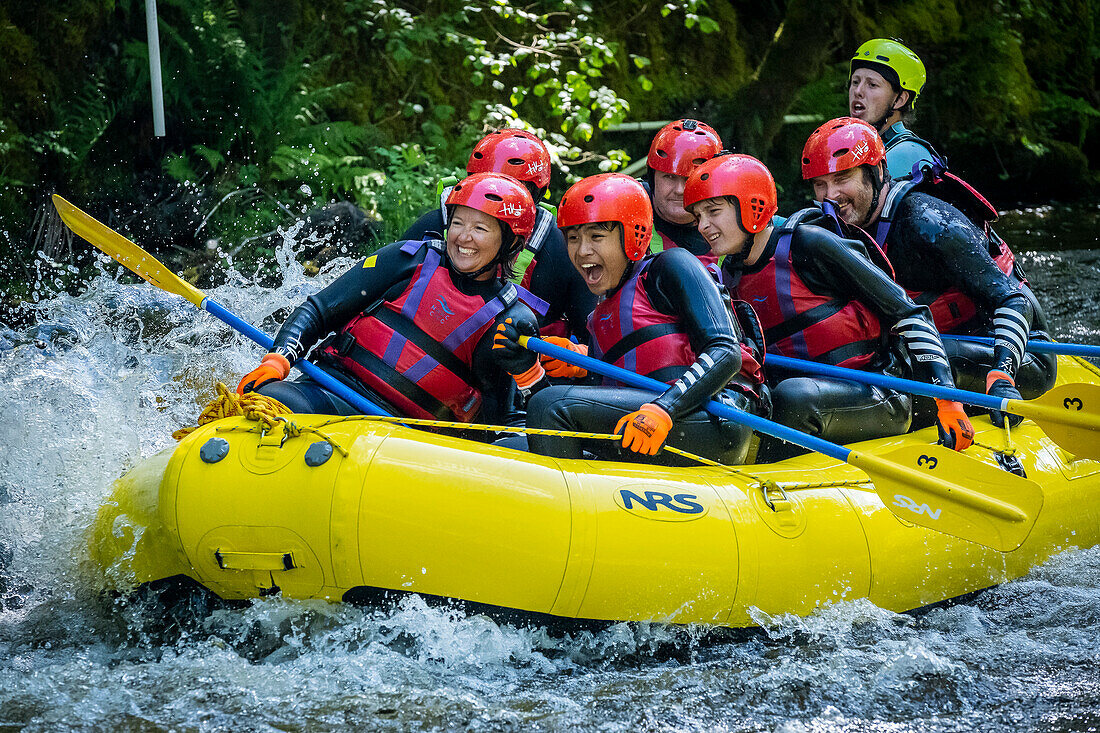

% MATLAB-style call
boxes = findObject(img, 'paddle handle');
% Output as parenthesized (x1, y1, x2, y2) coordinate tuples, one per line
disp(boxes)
(521, 336, 851, 463)
(766, 354, 1008, 412)
(203, 299, 392, 417)
(941, 334, 1100, 358)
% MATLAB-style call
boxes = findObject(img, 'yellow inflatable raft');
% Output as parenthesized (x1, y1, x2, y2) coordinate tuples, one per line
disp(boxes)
(90, 356, 1100, 627)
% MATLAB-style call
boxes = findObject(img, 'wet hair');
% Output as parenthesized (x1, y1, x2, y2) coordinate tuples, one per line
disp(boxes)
(497, 221, 521, 281)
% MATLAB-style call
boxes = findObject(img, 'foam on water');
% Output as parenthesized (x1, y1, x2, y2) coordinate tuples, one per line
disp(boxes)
(2, 227, 1100, 731)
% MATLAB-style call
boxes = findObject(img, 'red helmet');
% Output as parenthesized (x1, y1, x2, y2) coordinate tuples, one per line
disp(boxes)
(646, 119, 723, 178)
(801, 117, 886, 180)
(683, 154, 777, 234)
(557, 173, 653, 261)
(446, 172, 536, 238)
(466, 129, 552, 190)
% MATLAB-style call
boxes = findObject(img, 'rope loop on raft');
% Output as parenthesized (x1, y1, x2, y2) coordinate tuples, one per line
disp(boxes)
(172, 382, 294, 440)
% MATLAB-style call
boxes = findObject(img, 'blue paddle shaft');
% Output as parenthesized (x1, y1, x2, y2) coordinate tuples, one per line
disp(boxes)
(526, 337, 851, 462)
(766, 353, 1008, 411)
(202, 298, 391, 417)
(941, 334, 1100, 358)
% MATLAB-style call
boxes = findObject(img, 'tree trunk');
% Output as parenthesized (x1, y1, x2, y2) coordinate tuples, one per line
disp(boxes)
(713, 0, 857, 158)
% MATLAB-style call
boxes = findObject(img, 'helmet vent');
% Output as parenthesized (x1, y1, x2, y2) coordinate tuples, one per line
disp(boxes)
(472, 152, 484, 160)
(682, 120, 699, 130)
(875, 54, 891, 62)
(801, 156, 811, 165)
(700, 172, 710, 181)
(656, 150, 669, 158)
(832, 147, 850, 158)
(507, 157, 525, 165)
(691, 157, 707, 165)
(485, 193, 503, 202)
(584, 194, 595, 203)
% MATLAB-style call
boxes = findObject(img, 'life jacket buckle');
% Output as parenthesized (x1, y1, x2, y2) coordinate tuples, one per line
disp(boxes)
(331, 332, 356, 357)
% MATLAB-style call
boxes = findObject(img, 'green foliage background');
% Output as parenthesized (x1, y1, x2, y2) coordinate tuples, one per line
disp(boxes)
(1, 0, 1097, 301)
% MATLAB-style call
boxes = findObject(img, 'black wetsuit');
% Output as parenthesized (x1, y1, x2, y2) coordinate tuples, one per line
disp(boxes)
(526, 247, 760, 466)
(880, 190, 1057, 398)
(403, 206, 595, 341)
(728, 217, 956, 459)
(259, 240, 541, 423)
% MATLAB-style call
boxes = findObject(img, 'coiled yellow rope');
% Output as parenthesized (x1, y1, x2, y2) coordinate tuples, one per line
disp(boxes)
(172, 382, 293, 440)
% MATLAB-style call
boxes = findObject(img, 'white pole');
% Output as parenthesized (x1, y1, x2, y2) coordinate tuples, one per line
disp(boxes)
(145, 0, 166, 137)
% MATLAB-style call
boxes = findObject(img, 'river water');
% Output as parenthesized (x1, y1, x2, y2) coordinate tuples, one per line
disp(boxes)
(1, 204, 1098, 731)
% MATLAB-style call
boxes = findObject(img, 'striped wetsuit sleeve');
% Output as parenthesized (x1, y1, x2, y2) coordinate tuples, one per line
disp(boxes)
(892, 313, 954, 387)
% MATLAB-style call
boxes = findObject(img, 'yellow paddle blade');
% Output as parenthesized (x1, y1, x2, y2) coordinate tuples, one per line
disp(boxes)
(52, 194, 207, 307)
(850, 445, 1043, 552)
(1007, 383, 1100, 461)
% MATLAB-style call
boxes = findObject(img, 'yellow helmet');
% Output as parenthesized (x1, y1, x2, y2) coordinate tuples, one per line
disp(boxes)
(850, 39, 926, 108)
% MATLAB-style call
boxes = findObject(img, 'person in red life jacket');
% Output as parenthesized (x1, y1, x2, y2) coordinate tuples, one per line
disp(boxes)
(236, 173, 549, 423)
(684, 153, 974, 457)
(401, 129, 594, 341)
(642, 119, 724, 259)
(495, 172, 767, 465)
(802, 117, 1057, 427)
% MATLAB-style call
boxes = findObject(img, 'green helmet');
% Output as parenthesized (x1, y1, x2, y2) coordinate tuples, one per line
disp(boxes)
(850, 39, 926, 108)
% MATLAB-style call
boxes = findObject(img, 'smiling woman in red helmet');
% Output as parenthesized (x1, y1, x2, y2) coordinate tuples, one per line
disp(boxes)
(402, 128, 595, 342)
(684, 153, 974, 460)
(237, 172, 549, 424)
(496, 172, 767, 465)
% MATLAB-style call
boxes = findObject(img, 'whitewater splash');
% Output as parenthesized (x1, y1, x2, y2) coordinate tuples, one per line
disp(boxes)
(2, 222, 1100, 730)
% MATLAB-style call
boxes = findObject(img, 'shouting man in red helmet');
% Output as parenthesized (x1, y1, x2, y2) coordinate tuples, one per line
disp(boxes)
(496, 173, 767, 465)
(403, 129, 595, 342)
(684, 153, 975, 459)
(802, 117, 1057, 428)
(238, 173, 548, 423)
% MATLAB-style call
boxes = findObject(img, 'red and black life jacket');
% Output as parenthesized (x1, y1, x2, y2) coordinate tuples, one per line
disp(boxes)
(733, 208, 885, 369)
(587, 258, 765, 391)
(872, 160, 1021, 333)
(322, 239, 545, 422)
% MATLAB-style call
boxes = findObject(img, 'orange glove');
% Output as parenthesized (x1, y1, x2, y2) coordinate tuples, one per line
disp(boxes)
(540, 336, 588, 379)
(614, 403, 673, 456)
(236, 353, 291, 395)
(935, 398, 974, 452)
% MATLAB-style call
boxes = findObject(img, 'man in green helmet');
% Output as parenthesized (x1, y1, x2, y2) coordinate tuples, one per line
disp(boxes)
(848, 38, 939, 179)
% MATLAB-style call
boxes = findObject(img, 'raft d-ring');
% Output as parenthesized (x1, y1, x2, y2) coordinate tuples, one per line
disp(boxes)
(761, 481, 791, 512)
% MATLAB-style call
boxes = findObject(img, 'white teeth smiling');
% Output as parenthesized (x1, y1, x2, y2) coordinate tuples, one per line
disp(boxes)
(457, 246, 477, 256)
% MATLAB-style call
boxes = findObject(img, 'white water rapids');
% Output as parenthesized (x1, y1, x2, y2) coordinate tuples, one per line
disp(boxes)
(2, 206, 1100, 731)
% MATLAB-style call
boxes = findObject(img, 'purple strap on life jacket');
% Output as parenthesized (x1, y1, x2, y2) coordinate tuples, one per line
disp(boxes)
(617, 260, 651, 373)
(514, 285, 549, 316)
(773, 228, 811, 360)
(403, 354, 438, 383)
(400, 241, 443, 319)
(441, 291, 511, 351)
